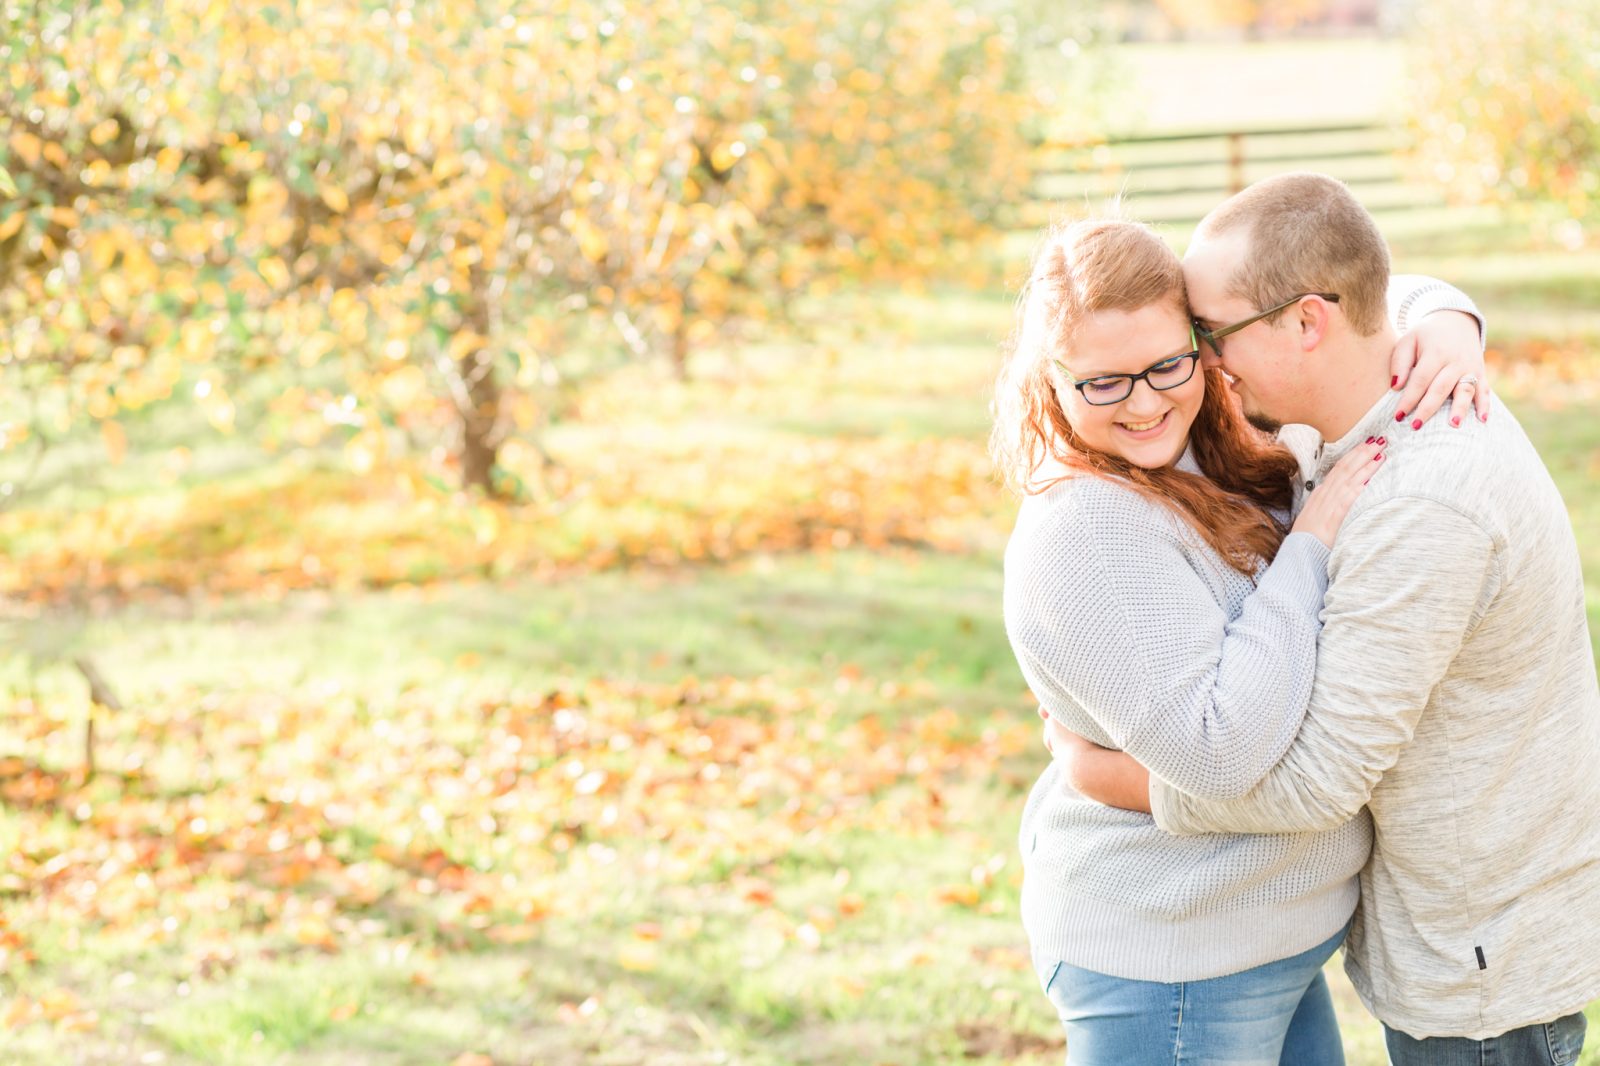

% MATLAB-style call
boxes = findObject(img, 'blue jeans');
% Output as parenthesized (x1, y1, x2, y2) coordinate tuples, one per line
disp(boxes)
(1032, 924, 1348, 1066)
(1384, 1011, 1588, 1066)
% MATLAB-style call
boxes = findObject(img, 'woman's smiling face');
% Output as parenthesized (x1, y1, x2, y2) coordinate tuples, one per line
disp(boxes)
(1056, 300, 1206, 469)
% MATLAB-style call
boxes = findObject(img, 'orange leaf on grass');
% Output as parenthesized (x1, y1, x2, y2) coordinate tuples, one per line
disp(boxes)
(292, 916, 337, 950)
(740, 879, 775, 905)
(486, 924, 539, 945)
(3, 996, 39, 1029)
(934, 884, 980, 907)
(618, 943, 656, 972)
(58, 1009, 100, 1033)
(37, 989, 82, 1021)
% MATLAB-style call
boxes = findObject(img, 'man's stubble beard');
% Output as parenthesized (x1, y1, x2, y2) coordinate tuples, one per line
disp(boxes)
(1244, 410, 1283, 434)
(1221, 379, 1282, 435)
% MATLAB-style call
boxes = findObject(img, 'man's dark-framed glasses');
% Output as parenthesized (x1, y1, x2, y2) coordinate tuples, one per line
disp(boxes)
(1055, 325, 1202, 406)
(1194, 292, 1340, 358)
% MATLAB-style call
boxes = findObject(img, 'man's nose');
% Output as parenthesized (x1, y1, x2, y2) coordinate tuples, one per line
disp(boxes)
(1200, 347, 1224, 370)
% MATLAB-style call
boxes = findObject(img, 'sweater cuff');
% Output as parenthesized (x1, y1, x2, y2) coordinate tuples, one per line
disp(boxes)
(1260, 531, 1332, 615)
(1404, 287, 1486, 352)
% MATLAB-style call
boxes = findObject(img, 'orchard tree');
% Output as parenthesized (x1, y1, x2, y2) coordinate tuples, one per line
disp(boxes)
(1407, 0, 1599, 214)
(0, 0, 1040, 497)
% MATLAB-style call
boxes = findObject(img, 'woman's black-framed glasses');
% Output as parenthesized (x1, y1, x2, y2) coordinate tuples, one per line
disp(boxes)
(1194, 292, 1341, 358)
(1054, 324, 1202, 406)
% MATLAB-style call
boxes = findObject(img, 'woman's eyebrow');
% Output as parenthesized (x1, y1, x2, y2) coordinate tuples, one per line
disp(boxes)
(1071, 344, 1193, 380)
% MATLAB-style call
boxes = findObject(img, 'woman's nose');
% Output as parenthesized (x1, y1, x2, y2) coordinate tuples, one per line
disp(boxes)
(1120, 379, 1166, 414)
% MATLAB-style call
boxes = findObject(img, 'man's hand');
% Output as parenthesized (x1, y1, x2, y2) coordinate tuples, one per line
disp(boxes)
(1038, 708, 1153, 814)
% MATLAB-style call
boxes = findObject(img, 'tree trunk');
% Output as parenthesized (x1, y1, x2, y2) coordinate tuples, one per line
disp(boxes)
(457, 281, 504, 496)
(670, 311, 690, 381)
(458, 371, 500, 495)
(74, 656, 123, 783)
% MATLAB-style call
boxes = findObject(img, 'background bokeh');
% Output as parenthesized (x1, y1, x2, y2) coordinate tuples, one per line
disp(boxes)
(0, 2, 1596, 1063)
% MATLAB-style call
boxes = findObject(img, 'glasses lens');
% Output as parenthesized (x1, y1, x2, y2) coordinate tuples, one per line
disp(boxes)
(1080, 379, 1132, 405)
(1148, 354, 1197, 391)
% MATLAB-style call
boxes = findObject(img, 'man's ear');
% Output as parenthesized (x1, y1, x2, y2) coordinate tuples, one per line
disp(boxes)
(1296, 296, 1333, 352)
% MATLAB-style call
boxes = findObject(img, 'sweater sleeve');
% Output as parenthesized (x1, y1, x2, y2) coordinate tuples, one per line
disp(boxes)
(1150, 495, 1497, 834)
(1389, 274, 1485, 350)
(1006, 493, 1333, 801)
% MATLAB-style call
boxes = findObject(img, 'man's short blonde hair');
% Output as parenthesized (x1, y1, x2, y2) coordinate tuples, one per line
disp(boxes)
(1197, 172, 1390, 336)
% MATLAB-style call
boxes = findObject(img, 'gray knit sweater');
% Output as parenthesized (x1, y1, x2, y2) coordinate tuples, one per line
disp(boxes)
(1006, 277, 1483, 983)
(1150, 394, 1600, 1039)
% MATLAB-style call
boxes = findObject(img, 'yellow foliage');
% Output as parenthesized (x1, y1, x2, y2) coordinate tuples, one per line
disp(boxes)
(1408, 0, 1600, 206)
(121, 243, 158, 288)
(87, 231, 120, 272)
(318, 184, 349, 213)
(297, 332, 339, 368)
(171, 221, 212, 257)
(155, 146, 184, 175)
(258, 257, 291, 291)
(100, 419, 128, 465)
(0, 0, 1040, 490)
(9, 130, 42, 167)
(100, 272, 130, 312)
(378, 365, 427, 409)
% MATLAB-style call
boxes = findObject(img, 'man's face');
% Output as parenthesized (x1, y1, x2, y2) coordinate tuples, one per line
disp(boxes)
(1182, 231, 1302, 432)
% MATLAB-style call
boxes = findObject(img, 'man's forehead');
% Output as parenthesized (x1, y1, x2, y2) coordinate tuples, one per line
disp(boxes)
(1182, 234, 1245, 307)
(1184, 229, 1246, 269)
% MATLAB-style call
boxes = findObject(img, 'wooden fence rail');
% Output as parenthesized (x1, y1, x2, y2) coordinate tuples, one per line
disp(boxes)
(1017, 120, 1438, 230)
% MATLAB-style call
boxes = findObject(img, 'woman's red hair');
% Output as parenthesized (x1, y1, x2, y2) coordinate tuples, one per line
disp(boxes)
(990, 216, 1299, 575)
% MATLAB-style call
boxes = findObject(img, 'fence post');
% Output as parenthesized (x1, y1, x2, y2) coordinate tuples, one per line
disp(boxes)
(1227, 132, 1245, 195)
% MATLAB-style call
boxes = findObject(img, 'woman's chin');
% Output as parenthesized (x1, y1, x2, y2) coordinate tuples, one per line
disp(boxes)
(1119, 435, 1188, 470)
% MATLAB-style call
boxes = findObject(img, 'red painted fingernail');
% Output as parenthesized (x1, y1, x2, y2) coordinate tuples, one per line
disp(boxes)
(1377, 437, 1386, 445)
(1452, 416, 1461, 427)
(1376, 454, 1385, 462)
(1395, 410, 1406, 422)
(1391, 376, 1399, 388)
(1411, 419, 1423, 430)
(1366, 436, 1375, 444)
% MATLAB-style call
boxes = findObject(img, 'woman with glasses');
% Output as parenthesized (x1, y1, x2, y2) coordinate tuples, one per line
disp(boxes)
(990, 216, 1484, 1065)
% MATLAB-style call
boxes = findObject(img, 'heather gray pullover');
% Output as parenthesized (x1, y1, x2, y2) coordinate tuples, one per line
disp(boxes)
(1152, 386, 1600, 1040)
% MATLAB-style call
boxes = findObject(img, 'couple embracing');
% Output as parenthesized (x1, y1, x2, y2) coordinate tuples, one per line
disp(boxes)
(994, 173, 1600, 1065)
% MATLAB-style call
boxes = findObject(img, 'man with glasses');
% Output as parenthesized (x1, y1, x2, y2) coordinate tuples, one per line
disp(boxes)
(1053, 172, 1600, 1064)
